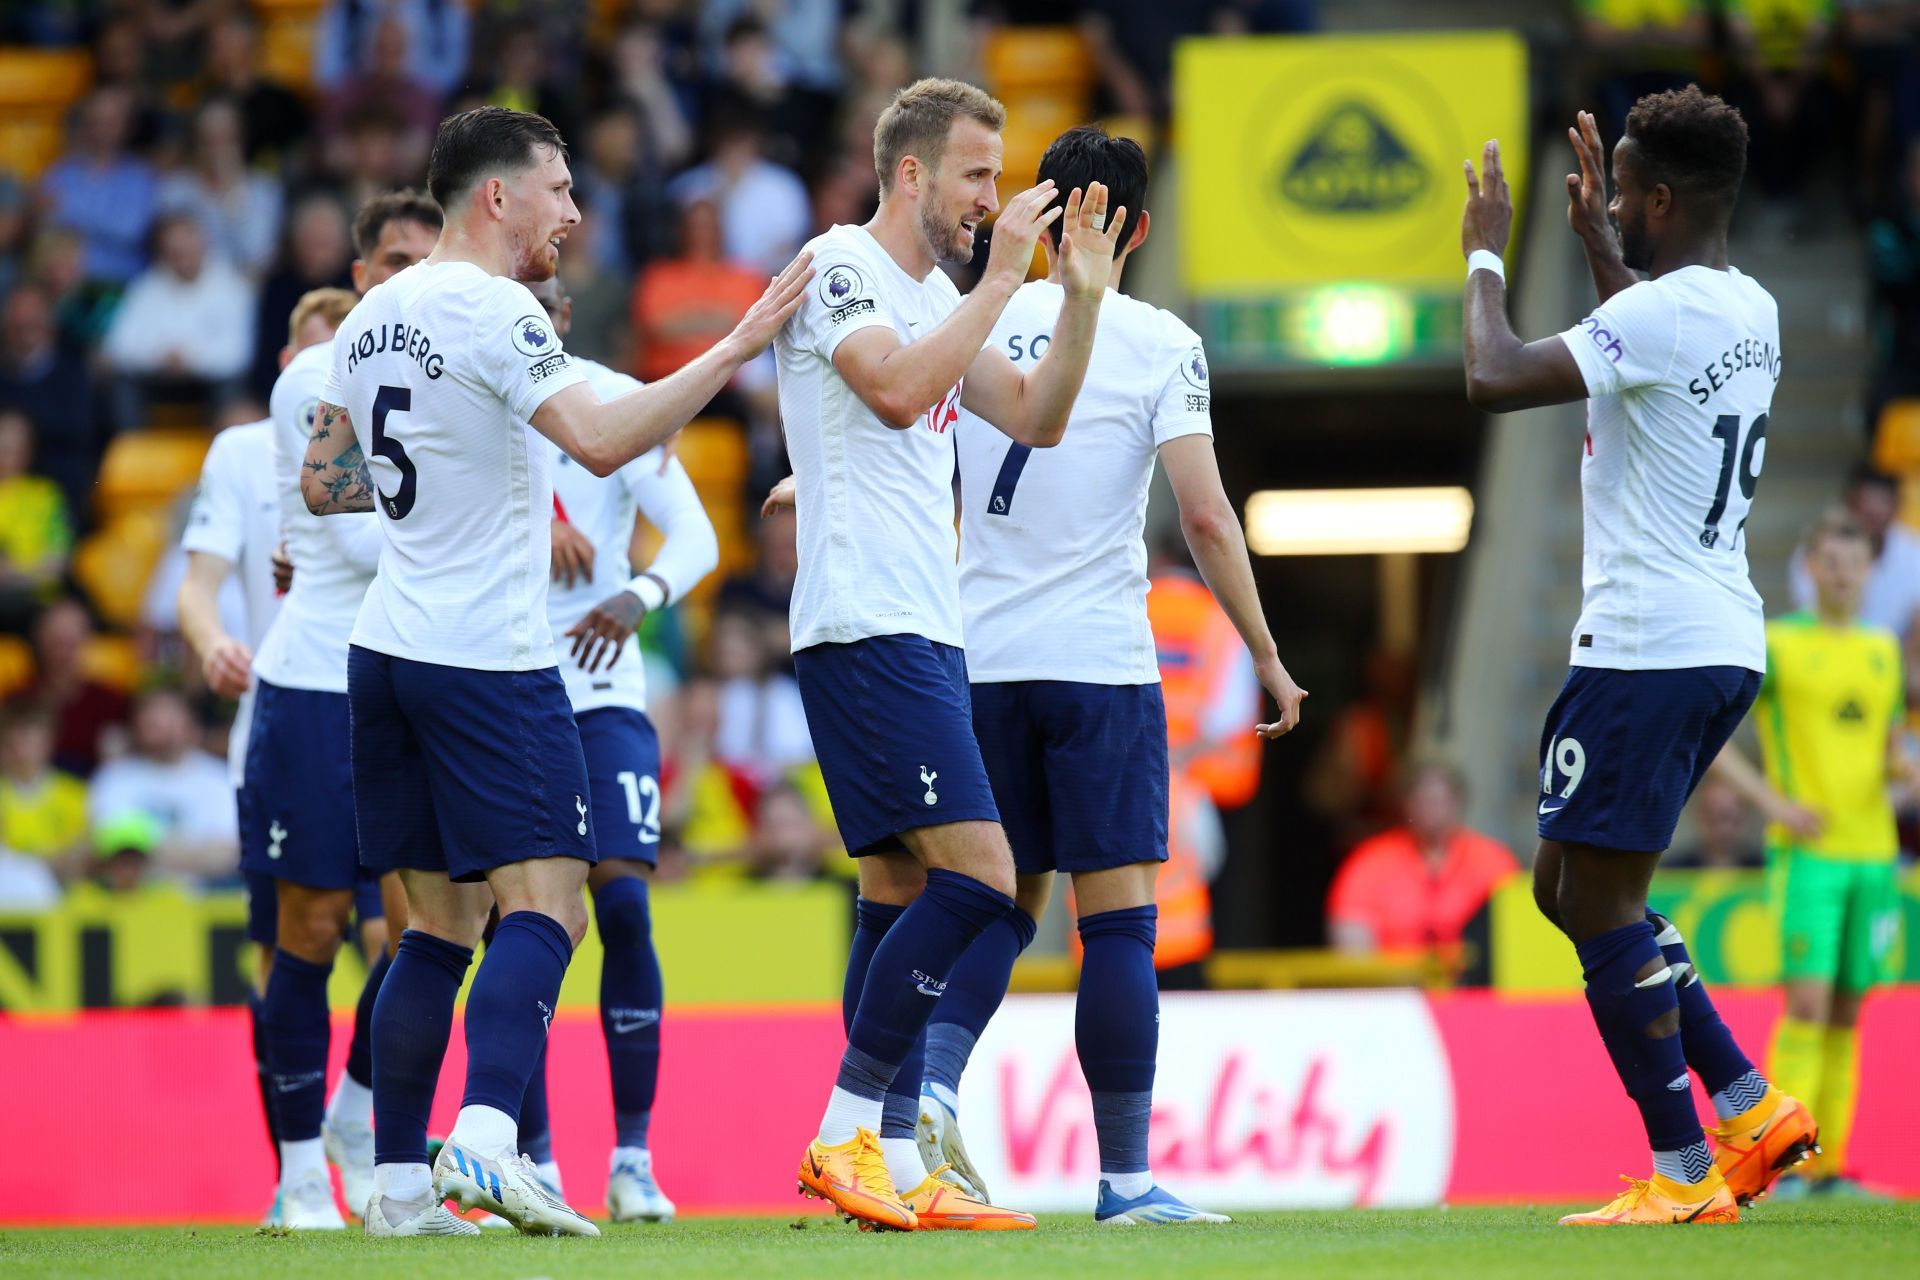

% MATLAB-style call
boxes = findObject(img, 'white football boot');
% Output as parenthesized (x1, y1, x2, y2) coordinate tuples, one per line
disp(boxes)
(917, 1090, 989, 1202)
(363, 1193, 483, 1237)
(606, 1150, 676, 1222)
(278, 1168, 346, 1230)
(433, 1139, 599, 1237)
(321, 1118, 376, 1221)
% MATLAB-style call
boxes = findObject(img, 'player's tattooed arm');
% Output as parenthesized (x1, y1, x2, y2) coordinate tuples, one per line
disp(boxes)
(299, 401, 375, 515)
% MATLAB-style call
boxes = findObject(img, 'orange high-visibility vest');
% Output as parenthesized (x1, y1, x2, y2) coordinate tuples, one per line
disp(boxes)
(1153, 771, 1215, 970)
(1148, 572, 1262, 809)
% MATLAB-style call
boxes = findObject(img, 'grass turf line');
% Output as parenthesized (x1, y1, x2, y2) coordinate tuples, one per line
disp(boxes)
(2, 1203, 1914, 1280)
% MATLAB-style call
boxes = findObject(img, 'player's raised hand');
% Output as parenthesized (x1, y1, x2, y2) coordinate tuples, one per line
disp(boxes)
(1254, 655, 1307, 739)
(726, 250, 815, 357)
(202, 635, 253, 699)
(1566, 111, 1617, 249)
(760, 473, 796, 518)
(983, 179, 1061, 285)
(1059, 181, 1128, 301)
(1461, 139, 1513, 258)
(565, 589, 646, 673)
(551, 517, 595, 588)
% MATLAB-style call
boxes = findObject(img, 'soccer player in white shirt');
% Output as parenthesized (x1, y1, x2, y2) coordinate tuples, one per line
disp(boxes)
(301, 106, 808, 1238)
(508, 275, 718, 1221)
(178, 286, 360, 1225)
(775, 79, 1125, 1232)
(1461, 87, 1812, 1225)
(928, 124, 1303, 1225)
(241, 193, 442, 1231)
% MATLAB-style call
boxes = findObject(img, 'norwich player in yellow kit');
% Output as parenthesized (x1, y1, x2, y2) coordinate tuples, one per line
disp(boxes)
(1711, 511, 1920, 1196)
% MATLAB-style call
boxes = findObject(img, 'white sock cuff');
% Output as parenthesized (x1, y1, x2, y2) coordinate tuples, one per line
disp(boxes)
(450, 1103, 519, 1158)
(374, 1160, 433, 1202)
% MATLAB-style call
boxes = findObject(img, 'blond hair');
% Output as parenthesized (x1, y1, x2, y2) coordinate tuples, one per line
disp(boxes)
(288, 287, 357, 347)
(873, 78, 1006, 196)
(1805, 506, 1869, 553)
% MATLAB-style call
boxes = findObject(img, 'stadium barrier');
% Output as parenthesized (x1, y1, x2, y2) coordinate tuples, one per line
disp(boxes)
(4, 988, 1915, 1224)
(0, 880, 850, 1011)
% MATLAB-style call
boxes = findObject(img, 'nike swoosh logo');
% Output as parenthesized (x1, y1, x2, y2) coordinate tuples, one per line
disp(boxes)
(610, 1018, 654, 1034)
(807, 1154, 824, 1179)
(1679, 1200, 1712, 1223)
(1539, 802, 1566, 815)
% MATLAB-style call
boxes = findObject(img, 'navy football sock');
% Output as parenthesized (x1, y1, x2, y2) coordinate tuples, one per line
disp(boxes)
(372, 930, 472, 1168)
(461, 911, 573, 1120)
(1649, 911, 1766, 1114)
(261, 948, 334, 1144)
(835, 870, 1013, 1101)
(1077, 906, 1160, 1177)
(246, 989, 282, 1175)
(518, 1043, 553, 1165)
(1577, 920, 1711, 1182)
(923, 907, 1038, 1102)
(594, 876, 663, 1149)
(880, 1033, 925, 1141)
(842, 898, 905, 1032)
(344, 950, 390, 1090)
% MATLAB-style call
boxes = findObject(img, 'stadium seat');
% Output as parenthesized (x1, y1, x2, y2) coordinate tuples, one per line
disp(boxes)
(80, 634, 143, 693)
(0, 633, 33, 698)
(1873, 398, 1920, 526)
(982, 27, 1094, 93)
(0, 47, 93, 179)
(71, 511, 166, 629)
(93, 429, 214, 522)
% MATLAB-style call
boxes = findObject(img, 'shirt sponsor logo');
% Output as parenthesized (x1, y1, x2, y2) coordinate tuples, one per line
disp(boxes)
(512, 314, 557, 358)
(1578, 315, 1624, 364)
(528, 353, 570, 382)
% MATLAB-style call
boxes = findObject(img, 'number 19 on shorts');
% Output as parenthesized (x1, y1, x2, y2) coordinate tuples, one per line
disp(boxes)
(1540, 735, 1586, 812)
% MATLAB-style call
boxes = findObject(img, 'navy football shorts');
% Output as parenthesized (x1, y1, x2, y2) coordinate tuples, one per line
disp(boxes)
(1537, 664, 1760, 852)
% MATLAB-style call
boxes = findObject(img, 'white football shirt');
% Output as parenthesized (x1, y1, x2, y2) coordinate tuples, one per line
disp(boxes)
(181, 419, 284, 785)
(548, 357, 719, 714)
(325, 260, 587, 671)
(254, 339, 384, 694)
(955, 281, 1213, 684)
(1557, 265, 1780, 672)
(774, 223, 966, 651)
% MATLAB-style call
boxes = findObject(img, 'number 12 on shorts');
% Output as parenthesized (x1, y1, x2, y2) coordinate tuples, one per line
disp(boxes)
(1540, 735, 1586, 810)
(616, 770, 662, 845)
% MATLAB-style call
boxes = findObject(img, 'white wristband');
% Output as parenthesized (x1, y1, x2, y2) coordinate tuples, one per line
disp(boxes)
(1467, 249, 1506, 282)
(627, 574, 668, 613)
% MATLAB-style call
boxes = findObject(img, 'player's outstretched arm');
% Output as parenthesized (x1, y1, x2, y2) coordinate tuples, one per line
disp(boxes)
(300, 401, 376, 515)
(1567, 111, 1638, 305)
(833, 181, 1062, 429)
(1160, 434, 1306, 739)
(961, 182, 1128, 447)
(535, 252, 813, 474)
(177, 551, 252, 698)
(1707, 740, 1824, 840)
(1460, 139, 1589, 414)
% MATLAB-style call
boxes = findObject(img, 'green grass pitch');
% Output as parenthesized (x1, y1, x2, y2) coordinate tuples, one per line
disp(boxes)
(4, 1203, 1917, 1280)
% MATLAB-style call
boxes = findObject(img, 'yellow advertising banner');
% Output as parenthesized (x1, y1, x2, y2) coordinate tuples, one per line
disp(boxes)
(1175, 31, 1529, 294)
(0, 880, 850, 1012)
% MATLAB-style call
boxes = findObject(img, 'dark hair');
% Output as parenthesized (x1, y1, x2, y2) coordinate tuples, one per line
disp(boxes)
(1036, 124, 1147, 253)
(1806, 506, 1871, 552)
(1624, 85, 1748, 221)
(426, 105, 568, 211)
(1845, 460, 1899, 496)
(351, 189, 443, 259)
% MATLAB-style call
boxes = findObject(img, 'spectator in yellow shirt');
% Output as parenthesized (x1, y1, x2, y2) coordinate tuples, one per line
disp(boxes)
(0, 408, 72, 633)
(0, 703, 88, 876)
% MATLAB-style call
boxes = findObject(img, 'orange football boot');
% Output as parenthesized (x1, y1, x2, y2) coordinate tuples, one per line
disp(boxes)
(1559, 1171, 1740, 1226)
(881, 1166, 1036, 1231)
(796, 1128, 917, 1232)
(1713, 1090, 1820, 1205)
